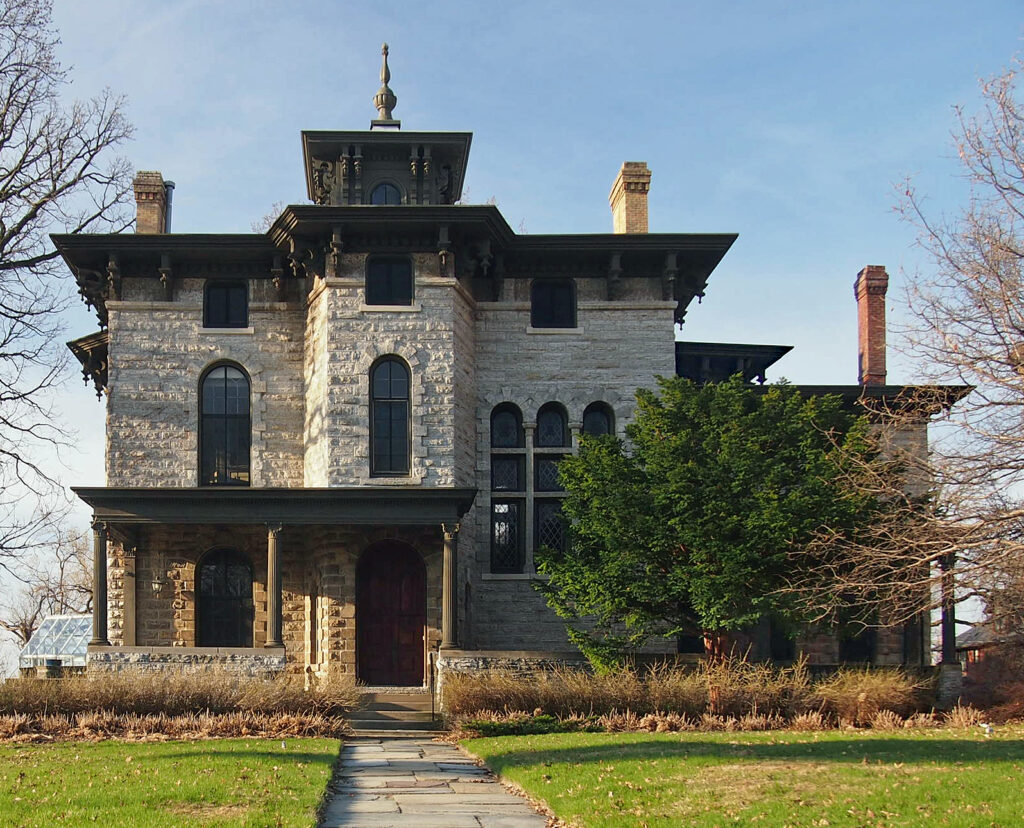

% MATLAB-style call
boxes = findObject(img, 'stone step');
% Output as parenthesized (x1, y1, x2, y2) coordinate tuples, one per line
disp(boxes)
(361, 699, 435, 713)
(348, 722, 445, 736)
(351, 709, 439, 723)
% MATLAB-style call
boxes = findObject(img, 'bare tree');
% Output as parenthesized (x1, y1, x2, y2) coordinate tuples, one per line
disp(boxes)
(0, 0, 133, 569)
(782, 63, 1024, 634)
(0, 524, 91, 646)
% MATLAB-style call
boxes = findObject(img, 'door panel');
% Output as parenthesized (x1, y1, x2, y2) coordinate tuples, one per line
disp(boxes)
(356, 542, 426, 686)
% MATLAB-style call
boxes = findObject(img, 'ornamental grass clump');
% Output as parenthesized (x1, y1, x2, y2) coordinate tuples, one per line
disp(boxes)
(810, 667, 924, 725)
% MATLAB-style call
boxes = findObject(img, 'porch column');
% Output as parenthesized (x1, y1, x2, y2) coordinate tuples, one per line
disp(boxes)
(441, 522, 460, 649)
(122, 545, 136, 646)
(266, 524, 283, 648)
(89, 520, 110, 646)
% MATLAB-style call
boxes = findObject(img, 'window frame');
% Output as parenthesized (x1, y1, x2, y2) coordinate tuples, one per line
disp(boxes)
(203, 281, 248, 329)
(530, 279, 576, 329)
(365, 256, 414, 306)
(582, 402, 615, 437)
(369, 356, 411, 477)
(199, 362, 251, 487)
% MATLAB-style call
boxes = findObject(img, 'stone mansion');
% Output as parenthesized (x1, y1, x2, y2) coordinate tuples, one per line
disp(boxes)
(57, 52, 948, 682)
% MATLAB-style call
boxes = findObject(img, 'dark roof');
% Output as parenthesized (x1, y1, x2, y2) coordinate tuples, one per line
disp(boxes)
(52, 208, 736, 327)
(676, 341, 793, 384)
(73, 486, 478, 528)
(956, 624, 1005, 650)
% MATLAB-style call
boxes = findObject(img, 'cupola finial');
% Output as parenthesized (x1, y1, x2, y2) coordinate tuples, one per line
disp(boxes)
(372, 43, 400, 129)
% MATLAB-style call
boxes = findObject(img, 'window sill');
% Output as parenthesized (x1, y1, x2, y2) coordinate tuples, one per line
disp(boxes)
(360, 303, 422, 313)
(199, 326, 254, 335)
(481, 572, 551, 581)
(526, 326, 584, 335)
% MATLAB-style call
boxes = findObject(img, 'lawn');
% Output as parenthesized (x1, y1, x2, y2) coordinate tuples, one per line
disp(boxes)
(0, 737, 340, 827)
(463, 728, 1024, 828)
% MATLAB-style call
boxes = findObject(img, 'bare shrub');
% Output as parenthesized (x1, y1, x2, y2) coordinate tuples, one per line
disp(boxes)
(0, 670, 358, 718)
(810, 668, 923, 725)
(870, 709, 905, 730)
(943, 704, 985, 728)
(790, 710, 830, 731)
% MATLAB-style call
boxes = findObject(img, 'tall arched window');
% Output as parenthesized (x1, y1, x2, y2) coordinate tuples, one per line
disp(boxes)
(197, 548, 253, 647)
(371, 357, 410, 475)
(200, 364, 251, 486)
(370, 182, 402, 205)
(582, 402, 615, 437)
(534, 403, 569, 558)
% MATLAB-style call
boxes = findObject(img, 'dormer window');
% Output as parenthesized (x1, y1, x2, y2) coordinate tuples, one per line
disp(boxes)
(370, 182, 402, 205)
(204, 282, 247, 328)
(366, 256, 413, 306)
(531, 279, 576, 329)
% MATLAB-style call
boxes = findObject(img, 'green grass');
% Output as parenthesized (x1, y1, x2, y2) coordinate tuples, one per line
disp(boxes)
(0, 737, 340, 827)
(463, 728, 1024, 828)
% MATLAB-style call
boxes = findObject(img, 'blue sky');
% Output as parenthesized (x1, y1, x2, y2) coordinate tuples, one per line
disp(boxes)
(45, 0, 1024, 497)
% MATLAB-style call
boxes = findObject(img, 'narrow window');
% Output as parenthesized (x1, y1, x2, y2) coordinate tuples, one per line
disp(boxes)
(371, 357, 410, 475)
(204, 282, 247, 328)
(491, 500, 524, 573)
(370, 182, 402, 205)
(534, 500, 565, 555)
(197, 548, 254, 647)
(582, 402, 614, 437)
(366, 257, 413, 306)
(530, 279, 575, 328)
(200, 364, 250, 486)
(490, 404, 525, 573)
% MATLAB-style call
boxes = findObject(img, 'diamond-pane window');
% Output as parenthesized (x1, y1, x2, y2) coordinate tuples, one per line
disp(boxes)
(491, 406, 523, 448)
(583, 404, 613, 437)
(536, 405, 568, 447)
(535, 456, 564, 491)
(491, 500, 524, 573)
(491, 456, 523, 491)
(535, 500, 565, 554)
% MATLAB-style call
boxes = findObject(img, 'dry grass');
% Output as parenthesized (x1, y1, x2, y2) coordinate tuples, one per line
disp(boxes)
(0, 671, 357, 741)
(446, 659, 939, 735)
(0, 670, 357, 716)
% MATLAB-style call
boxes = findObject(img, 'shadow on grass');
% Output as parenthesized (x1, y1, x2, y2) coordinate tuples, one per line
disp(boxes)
(470, 736, 1024, 774)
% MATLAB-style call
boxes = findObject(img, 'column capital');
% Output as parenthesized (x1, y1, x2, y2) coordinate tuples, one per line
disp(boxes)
(441, 522, 461, 540)
(91, 519, 107, 534)
(266, 523, 284, 537)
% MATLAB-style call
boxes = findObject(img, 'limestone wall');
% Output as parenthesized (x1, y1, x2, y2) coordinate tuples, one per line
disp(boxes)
(106, 277, 305, 487)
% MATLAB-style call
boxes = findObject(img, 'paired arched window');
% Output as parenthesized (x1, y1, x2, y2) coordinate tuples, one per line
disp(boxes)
(200, 364, 250, 486)
(197, 548, 253, 647)
(530, 279, 576, 329)
(370, 182, 402, 205)
(371, 357, 410, 476)
(582, 402, 615, 437)
(366, 256, 413, 306)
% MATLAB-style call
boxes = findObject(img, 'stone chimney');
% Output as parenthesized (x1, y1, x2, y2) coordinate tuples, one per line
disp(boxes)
(133, 171, 170, 233)
(609, 161, 651, 234)
(854, 264, 889, 385)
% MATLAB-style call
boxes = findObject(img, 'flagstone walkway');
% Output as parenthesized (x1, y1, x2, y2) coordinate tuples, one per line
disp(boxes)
(318, 735, 551, 828)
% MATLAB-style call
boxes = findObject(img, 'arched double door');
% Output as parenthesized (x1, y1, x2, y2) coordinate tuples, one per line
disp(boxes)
(356, 541, 426, 686)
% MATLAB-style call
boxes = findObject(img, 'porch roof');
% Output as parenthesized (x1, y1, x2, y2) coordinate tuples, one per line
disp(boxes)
(72, 487, 478, 526)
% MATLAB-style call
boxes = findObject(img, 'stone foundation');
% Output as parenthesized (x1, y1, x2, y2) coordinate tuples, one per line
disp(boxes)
(87, 645, 286, 676)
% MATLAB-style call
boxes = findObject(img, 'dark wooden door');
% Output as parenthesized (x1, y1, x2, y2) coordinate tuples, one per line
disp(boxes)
(356, 542, 426, 686)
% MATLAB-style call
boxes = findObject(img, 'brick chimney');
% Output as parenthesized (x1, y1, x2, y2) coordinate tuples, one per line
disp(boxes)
(609, 161, 651, 234)
(854, 264, 889, 385)
(133, 171, 171, 233)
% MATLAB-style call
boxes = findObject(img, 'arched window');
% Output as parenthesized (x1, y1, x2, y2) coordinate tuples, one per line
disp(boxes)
(366, 256, 413, 306)
(582, 402, 615, 437)
(370, 182, 402, 205)
(490, 404, 524, 449)
(530, 279, 576, 329)
(535, 403, 569, 447)
(203, 281, 247, 328)
(200, 364, 250, 486)
(197, 548, 253, 647)
(371, 357, 410, 475)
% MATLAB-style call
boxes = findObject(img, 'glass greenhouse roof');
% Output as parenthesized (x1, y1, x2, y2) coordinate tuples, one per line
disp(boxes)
(19, 614, 91, 669)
